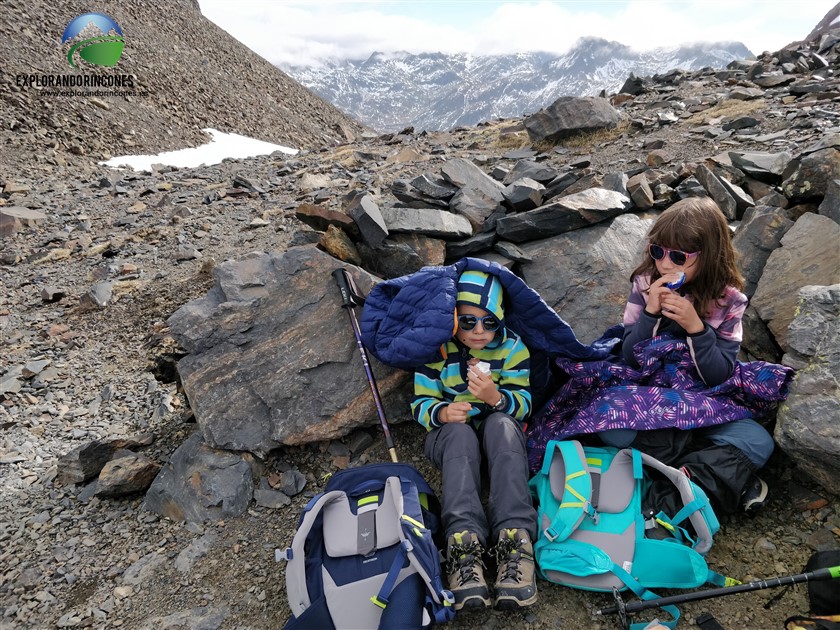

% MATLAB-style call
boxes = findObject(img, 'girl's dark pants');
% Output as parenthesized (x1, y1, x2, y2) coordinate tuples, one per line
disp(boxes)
(424, 412, 536, 549)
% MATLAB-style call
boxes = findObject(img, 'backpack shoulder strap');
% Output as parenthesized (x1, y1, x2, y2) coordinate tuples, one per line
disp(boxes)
(280, 490, 347, 617)
(540, 440, 596, 543)
(638, 452, 718, 554)
(380, 475, 455, 623)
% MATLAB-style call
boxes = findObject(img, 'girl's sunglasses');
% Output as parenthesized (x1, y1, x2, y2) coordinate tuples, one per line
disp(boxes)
(648, 243, 701, 266)
(457, 314, 500, 332)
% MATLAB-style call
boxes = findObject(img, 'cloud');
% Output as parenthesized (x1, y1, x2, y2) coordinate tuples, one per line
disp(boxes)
(198, 0, 835, 66)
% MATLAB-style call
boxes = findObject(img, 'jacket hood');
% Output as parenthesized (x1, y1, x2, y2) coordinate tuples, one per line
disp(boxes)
(456, 270, 505, 342)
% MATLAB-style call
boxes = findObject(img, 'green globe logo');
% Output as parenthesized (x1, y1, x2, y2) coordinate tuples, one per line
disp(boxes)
(62, 13, 124, 68)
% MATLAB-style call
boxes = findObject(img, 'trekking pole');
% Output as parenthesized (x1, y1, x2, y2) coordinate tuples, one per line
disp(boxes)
(597, 565, 840, 627)
(332, 268, 398, 463)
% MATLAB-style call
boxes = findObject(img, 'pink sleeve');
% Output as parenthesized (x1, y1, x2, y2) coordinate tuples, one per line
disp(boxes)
(623, 275, 650, 326)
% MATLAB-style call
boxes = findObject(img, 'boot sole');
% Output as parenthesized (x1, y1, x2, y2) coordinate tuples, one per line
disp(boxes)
(494, 591, 538, 610)
(455, 594, 492, 611)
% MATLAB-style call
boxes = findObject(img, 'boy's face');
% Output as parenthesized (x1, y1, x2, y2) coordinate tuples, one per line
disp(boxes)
(455, 304, 497, 350)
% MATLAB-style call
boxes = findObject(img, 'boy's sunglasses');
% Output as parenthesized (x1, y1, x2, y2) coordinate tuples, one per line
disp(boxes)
(457, 314, 500, 332)
(648, 243, 701, 266)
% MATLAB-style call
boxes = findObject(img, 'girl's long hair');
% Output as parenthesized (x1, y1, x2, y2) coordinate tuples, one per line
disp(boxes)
(631, 197, 745, 319)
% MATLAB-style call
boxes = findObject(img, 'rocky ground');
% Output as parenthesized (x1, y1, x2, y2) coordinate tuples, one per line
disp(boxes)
(1, 109, 838, 630)
(2, 0, 838, 627)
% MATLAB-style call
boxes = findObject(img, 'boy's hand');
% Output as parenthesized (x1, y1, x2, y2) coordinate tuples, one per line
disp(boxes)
(440, 402, 471, 424)
(467, 365, 501, 407)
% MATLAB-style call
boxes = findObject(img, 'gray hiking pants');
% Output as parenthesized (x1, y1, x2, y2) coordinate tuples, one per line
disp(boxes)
(424, 412, 536, 548)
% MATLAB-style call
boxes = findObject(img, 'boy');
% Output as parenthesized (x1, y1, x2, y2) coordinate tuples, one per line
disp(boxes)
(411, 270, 537, 611)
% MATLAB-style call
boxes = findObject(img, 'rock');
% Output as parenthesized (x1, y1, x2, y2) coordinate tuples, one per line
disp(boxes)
(520, 213, 654, 343)
(782, 147, 840, 203)
(732, 205, 795, 297)
(167, 247, 411, 454)
(410, 174, 457, 200)
(0, 206, 47, 237)
(299, 172, 333, 192)
(295, 203, 357, 235)
(380, 206, 472, 239)
(94, 452, 161, 498)
(440, 158, 504, 199)
(694, 164, 738, 220)
(143, 433, 255, 522)
(357, 239, 426, 279)
(122, 552, 166, 586)
(496, 188, 631, 243)
(175, 532, 218, 573)
(40, 286, 66, 302)
(502, 160, 559, 185)
(175, 246, 201, 261)
(752, 213, 840, 350)
(819, 178, 840, 224)
(728, 151, 793, 184)
(22, 359, 50, 378)
(78, 281, 114, 310)
(775, 285, 840, 495)
(348, 194, 388, 247)
(524, 96, 622, 145)
(137, 606, 228, 630)
(445, 231, 497, 260)
(253, 487, 291, 508)
(56, 434, 155, 485)
(627, 173, 654, 209)
(320, 225, 361, 265)
(502, 178, 545, 212)
(449, 186, 505, 232)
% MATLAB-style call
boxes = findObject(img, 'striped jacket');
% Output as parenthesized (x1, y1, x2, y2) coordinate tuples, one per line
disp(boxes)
(411, 334, 531, 431)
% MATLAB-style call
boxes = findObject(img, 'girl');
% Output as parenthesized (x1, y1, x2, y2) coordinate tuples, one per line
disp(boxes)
(602, 197, 772, 515)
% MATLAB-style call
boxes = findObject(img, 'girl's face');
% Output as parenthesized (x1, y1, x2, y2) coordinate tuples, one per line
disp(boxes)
(455, 304, 497, 350)
(652, 245, 701, 284)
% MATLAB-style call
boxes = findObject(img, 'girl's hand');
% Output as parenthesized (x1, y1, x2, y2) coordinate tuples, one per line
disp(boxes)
(646, 273, 683, 314)
(659, 292, 704, 333)
(440, 401, 471, 423)
(467, 365, 500, 406)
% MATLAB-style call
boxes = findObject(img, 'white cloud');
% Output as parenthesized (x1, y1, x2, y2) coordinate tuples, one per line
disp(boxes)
(198, 0, 835, 65)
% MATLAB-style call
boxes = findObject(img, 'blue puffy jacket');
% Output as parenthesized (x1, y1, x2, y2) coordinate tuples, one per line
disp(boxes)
(360, 258, 615, 408)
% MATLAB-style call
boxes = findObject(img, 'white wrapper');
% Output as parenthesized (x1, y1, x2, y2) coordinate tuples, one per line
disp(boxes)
(476, 361, 491, 375)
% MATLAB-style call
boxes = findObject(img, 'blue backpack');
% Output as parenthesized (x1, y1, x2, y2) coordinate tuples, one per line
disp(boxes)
(530, 440, 736, 629)
(278, 463, 454, 629)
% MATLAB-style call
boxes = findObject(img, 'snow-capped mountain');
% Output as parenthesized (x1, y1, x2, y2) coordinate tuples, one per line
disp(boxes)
(281, 37, 752, 132)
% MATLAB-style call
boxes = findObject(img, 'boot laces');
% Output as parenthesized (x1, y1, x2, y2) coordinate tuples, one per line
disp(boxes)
(446, 541, 485, 586)
(494, 537, 523, 582)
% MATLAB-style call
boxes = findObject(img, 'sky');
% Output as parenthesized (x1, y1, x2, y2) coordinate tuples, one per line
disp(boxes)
(197, 0, 837, 67)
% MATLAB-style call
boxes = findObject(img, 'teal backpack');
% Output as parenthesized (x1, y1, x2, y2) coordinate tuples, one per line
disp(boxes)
(529, 440, 737, 629)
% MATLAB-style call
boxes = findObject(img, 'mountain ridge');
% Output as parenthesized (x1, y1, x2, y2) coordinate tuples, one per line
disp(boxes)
(282, 38, 753, 133)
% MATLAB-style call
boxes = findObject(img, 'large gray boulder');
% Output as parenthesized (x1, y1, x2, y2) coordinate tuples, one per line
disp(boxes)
(519, 213, 654, 344)
(751, 213, 840, 351)
(167, 246, 411, 455)
(524, 96, 622, 145)
(143, 433, 255, 522)
(732, 205, 794, 298)
(775, 285, 840, 495)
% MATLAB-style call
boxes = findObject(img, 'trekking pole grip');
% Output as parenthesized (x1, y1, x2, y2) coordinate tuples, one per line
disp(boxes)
(332, 268, 356, 309)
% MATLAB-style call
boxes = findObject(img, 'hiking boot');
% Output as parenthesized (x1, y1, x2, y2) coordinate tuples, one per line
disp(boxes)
(492, 528, 538, 610)
(741, 476, 768, 515)
(445, 531, 491, 611)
